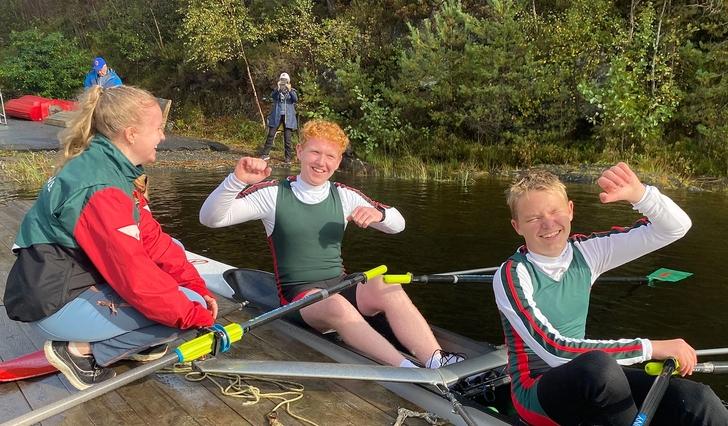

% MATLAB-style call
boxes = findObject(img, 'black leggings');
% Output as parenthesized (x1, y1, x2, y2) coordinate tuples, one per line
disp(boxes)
(537, 351, 728, 426)
(259, 115, 293, 161)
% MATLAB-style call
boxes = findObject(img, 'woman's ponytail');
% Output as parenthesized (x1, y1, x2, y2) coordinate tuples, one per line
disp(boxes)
(57, 86, 103, 169)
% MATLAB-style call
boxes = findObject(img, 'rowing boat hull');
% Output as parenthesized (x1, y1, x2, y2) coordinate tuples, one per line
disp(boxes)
(186, 251, 514, 425)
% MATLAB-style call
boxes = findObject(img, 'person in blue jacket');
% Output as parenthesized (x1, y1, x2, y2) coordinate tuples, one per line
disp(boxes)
(258, 72, 298, 164)
(83, 56, 123, 89)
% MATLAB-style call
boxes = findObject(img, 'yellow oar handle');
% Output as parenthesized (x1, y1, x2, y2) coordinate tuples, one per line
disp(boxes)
(383, 273, 413, 284)
(175, 323, 244, 362)
(364, 265, 388, 281)
(645, 359, 681, 376)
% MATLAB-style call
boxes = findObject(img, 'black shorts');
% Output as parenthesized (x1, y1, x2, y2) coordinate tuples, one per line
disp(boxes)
(281, 274, 359, 326)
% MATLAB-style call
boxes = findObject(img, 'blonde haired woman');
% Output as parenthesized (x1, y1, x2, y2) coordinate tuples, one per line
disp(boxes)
(3, 86, 217, 390)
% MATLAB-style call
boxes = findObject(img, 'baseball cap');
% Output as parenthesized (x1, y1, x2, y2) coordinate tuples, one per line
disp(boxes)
(92, 57, 107, 72)
(279, 72, 290, 82)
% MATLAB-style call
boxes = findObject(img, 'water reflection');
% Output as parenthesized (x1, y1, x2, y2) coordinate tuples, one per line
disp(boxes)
(6, 167, 728, 399)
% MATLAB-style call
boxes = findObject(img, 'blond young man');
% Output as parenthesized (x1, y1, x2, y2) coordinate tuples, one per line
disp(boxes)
(492, 163, 727, 425)
(200, 119, 461, 369)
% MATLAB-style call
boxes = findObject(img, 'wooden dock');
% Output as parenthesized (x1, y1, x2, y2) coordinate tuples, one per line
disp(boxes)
(0, 199, 428, 425)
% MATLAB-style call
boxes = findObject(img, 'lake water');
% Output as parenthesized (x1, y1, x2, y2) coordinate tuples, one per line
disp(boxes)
(5, 166, 728, 400)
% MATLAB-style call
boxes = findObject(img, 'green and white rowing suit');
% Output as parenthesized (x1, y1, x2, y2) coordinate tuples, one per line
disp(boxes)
(492, 185, 692, 425)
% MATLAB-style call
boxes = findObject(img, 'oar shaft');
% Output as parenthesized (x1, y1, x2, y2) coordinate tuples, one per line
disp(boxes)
(415, 275, 493, 284)
(696, 348, 728, 357)
(386, 274, 650, 285)
(633, 358, 677, 426)
(439, 266, 499, 275)
(694, 362, 728, 374)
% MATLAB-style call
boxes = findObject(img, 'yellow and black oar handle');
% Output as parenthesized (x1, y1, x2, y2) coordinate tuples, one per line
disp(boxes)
(646, 360, 728, 375)
(175, 265, 388, 363)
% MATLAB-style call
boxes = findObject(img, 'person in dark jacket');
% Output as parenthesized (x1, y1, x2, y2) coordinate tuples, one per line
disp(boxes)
(83, 56, 123, 89)
(3, 85, 217, 390)
(258, 72, 298, 164)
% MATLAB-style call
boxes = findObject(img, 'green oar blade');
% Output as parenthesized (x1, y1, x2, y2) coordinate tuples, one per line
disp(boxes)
(646, 268, 693, 287)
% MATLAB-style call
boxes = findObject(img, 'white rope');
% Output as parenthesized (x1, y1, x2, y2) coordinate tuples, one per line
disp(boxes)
(393, 407, 446, 426)
(160, 362, 319, 426)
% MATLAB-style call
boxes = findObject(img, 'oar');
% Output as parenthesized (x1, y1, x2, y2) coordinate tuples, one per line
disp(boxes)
(1, 265, 387, 426)
(643, 347, 728, 375)
(632, 358, 678, 426)
(646, 361, 728, 375)
(383, 268, 692, 286)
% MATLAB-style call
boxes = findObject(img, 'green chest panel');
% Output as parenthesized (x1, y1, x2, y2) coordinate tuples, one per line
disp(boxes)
(517, 246, 592, 339)
(271, 179, 345, 284)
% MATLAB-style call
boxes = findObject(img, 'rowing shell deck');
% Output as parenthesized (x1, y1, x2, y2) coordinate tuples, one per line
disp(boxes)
(0, 199, 433, 425)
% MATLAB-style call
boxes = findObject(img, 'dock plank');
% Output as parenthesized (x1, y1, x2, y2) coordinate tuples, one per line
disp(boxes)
(0, 307, 95, 425)
(218, 312, 406, 425)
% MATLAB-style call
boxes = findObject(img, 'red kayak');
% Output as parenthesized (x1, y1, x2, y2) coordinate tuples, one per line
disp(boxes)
(0, 350, 57, 382)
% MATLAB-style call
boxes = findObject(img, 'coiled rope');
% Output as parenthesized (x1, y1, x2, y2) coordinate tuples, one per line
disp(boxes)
(160, 362, 319, 426)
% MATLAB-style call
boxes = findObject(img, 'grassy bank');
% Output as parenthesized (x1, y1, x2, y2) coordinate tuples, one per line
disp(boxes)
(0, 115, 719, 192)
(172, 116, 702, 188)
(0, 151, 55, 189)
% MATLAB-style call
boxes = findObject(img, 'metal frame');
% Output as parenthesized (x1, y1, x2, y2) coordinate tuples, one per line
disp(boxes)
(0, 88, 7, 125)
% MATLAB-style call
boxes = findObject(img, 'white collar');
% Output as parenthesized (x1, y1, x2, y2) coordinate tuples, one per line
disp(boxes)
(290, 175, 331, 204)
(526, 244, 573, 281)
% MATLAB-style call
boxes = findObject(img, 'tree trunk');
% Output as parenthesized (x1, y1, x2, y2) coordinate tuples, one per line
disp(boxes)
(650, 0, 670, 95)
(629, 0, 641, 41)
(149, 5, 164, 50)
(240, 45, 266, 127)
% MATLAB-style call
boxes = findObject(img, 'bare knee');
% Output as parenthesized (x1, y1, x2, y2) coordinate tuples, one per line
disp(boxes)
(358, 279, 412, 314)
(300, 294, 361, 331)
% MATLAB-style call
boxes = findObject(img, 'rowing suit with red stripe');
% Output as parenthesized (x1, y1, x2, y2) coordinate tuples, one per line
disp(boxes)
(199, 173, 405, 304)
(492, 185, 692, 425)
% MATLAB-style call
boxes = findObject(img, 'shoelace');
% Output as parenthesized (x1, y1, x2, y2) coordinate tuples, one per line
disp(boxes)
(88, 357, 105, 379)
(428, 349, 467, 368)
(441, 351, 466, 365)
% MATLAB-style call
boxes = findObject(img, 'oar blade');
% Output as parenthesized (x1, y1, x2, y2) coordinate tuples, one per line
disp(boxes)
(646, 268, 693, 287)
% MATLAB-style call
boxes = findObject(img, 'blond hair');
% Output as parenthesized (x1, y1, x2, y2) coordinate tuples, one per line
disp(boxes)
(506, 169, 568, 219)
(300, 119, 349, 154)
(57, 85, 157, 169)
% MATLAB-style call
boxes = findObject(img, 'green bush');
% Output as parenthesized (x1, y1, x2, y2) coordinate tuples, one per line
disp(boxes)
(0, 29, 88, 99)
